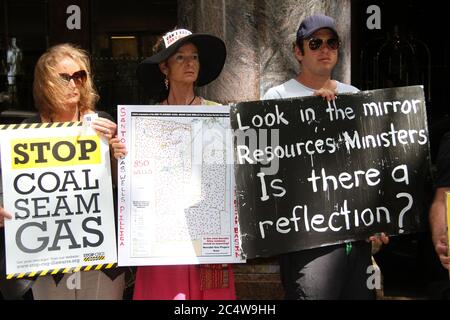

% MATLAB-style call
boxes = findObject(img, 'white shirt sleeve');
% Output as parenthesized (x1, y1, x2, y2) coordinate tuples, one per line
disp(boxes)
(262, 87, 283, 100)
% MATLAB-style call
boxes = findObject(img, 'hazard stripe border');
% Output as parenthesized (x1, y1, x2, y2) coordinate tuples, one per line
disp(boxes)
(0, 121, 82, 131)
(7, 263, 118, 279)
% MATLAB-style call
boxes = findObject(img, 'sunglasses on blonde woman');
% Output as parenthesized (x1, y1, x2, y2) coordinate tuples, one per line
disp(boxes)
(59, 70, 87, 85)
(307, 37, 340, 51)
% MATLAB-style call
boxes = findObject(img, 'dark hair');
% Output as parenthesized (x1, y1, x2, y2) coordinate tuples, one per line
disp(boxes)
(152, 26, 179, 55)
(152, 36, 165, 55)
(294, 39, 305, 55)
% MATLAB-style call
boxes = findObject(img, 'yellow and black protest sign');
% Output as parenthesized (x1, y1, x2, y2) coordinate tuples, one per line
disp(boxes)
(0, 121, 117, 279)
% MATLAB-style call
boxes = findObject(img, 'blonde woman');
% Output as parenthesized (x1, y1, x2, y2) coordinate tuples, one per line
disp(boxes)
(18, 43, 125, 299)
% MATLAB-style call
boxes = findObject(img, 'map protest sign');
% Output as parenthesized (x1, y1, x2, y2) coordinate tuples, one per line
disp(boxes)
(231, 86, 430, 258)
(117, 105, 243, 266)
(0, 122, 117, 278)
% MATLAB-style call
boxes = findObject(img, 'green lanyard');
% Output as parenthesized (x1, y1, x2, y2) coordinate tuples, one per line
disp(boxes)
(345, 242, 353, 255)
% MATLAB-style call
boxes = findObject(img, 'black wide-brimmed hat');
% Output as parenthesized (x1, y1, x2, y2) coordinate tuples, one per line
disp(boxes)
(137, 29, 226, 97)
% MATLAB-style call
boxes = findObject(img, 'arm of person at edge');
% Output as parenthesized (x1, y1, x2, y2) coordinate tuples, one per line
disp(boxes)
(429, 187, 450, 270)
(0, 206, 12, 228)
(314, 81, 390, 252)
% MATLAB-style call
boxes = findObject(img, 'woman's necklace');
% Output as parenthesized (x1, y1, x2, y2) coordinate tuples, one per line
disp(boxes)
(167, 95, 197, 105)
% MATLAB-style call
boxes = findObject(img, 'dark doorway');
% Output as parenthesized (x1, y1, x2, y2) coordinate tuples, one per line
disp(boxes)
(0, 0, 177, 121)
(89, 0, 177, 117)
(352, 0, 450, 299)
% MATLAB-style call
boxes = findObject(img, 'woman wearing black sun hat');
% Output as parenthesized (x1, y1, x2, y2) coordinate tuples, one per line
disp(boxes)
(136, 28, 226, 105)
(111, 28, 236, 300)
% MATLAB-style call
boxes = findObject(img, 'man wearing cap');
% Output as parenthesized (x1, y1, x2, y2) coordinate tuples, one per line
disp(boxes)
(264, 14, 356, 100)
(263, 14, 388, 300)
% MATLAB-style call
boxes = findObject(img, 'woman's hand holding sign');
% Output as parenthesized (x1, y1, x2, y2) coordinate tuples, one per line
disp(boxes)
(110, 137, 127, 160)
(91, 117, 117, 140)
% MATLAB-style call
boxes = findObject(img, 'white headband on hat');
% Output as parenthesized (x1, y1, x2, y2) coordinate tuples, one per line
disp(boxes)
(163, 29, 192, 48)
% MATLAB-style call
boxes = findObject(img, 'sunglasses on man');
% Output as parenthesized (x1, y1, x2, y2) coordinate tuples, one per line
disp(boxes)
(59, 70, 87, 85)
(306, 37, 340, 51)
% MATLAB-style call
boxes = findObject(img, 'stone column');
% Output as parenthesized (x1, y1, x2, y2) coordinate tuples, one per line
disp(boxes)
(178, 0, 352, 103)
(178, 0, 259, 104)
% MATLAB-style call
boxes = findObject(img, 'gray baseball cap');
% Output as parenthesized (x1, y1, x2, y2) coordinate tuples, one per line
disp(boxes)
(296, 14, 338, 41)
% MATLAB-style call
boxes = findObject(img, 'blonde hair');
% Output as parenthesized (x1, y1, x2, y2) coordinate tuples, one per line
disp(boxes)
(33, 43, 99, 119)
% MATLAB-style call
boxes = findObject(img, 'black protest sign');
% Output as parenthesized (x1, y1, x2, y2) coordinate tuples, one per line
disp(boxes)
(231, 86, 430, 259)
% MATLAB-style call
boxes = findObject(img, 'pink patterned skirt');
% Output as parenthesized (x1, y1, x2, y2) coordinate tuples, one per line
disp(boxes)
(133, 264, 236, 300)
